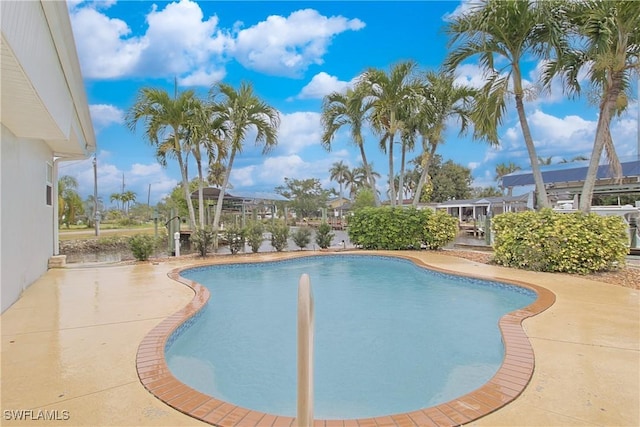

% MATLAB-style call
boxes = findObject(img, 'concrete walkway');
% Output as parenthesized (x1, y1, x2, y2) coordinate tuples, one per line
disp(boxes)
(1, 251, 638, 426)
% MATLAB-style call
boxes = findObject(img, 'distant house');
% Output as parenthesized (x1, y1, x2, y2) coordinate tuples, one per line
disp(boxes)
(436, 194, 531, 221)
(1, 1, 96, 312)
(327, 197, 350, 214)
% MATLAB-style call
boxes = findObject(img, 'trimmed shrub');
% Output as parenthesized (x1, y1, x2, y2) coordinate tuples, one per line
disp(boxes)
(190, 227, 215, 257)
(347, 207, 425, 250)
(224, 225, 245, 255)
(315, 223, 334, 249)
(128, 234, 156, 261)
(422, 209, 458, 249)
(492, 209, 628, 274)
(292, 227, 313, 250)
(269, 221, 290, 252)
(244, 221, 265, 253)
(348, 207, 458, 250)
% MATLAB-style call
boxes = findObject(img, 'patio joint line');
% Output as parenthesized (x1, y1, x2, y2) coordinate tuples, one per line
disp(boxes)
(26, 380, 139, 409)
(529, 336, 640, 351)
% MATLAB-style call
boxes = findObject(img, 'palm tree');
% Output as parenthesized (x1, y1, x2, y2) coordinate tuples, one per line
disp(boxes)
(321, 86, 379, 206)
(351, 163, 381, 199)
(109, 193, 123, 211)
(121, 190, 136, 214)
(58, 176, 83, 228)
(410, 70, 477, 206)
(495, 162, 522, 196)
(559, 155, 589, 163)
(360, 60, 422, 207)
(445, 0, 567, 209)
(329, 161, 350, 204)
(186, 98, 228, 228)
(209, 81, 280, 250)
(538, 156, 554, 166)
(126, 87, 199, 229)
(543, 0, 638, 212)
(207, 161, 228, 188)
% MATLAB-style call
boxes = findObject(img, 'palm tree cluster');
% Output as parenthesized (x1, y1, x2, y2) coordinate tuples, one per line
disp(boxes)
(445, 0, 638, 212)
(322, 61, 477, 208)
(125, 81, 280, 245)
(110, 191, 137, 214)
(322, 0, 637, 213)
(329, 160, 381, 201)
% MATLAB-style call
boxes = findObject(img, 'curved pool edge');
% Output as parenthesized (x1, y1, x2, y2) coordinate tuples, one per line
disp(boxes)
(135, 251, 556, 427)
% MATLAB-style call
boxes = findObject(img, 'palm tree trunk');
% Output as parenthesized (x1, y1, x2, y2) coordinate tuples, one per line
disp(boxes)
(412, 140, 436, 207)
(388, 133, 396, 207)
(196, 156, 205, 228)
(359, 145, 380, 206)
(212, 148, 236, 252)
(512, 70, 550, 209)
(579, 81, 621, 212)
(397, 141, 407, 206)
(174, 132, 196, 229)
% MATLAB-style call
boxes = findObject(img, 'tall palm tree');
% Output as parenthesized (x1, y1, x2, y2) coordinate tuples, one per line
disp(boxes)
(410, 70, 476, 206)
(321, 86, 379, 206)
(329, 161, 350, 205)
(126, 87, 199, 229)
(543, 0, 639, 212)
(351, 163, 381, 199)
(121, 190, 136, 214)
(209, 81, 280, 250)
(109, 193, 122, 211)
(495, 161, 522, 196)
(186, 99, 228, 228)
(445, 0, 567, 209)
(361, 60, 422, 207)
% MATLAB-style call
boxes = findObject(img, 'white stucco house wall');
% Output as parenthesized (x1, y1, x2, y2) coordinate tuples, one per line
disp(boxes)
(1, 1, 96, 312)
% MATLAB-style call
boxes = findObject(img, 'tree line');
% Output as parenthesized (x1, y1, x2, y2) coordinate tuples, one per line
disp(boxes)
(122, 0, 636, 239)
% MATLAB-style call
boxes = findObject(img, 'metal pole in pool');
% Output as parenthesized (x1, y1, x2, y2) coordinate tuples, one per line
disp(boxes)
(297, 274, 314, 427)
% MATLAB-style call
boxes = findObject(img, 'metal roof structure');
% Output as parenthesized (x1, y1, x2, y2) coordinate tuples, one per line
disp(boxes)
(190, 187, 289, 203)
(500, 159, 640, 194)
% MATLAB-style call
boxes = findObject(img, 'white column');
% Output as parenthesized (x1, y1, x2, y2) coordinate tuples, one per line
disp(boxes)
(297, 274, 314, 427)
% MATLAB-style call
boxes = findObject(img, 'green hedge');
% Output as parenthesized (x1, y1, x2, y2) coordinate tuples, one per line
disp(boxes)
(347, 207, 457, 250)
(492, 209, 628, 274)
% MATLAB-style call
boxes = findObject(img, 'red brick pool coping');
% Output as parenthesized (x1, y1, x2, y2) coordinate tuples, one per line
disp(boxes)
(136, 252, 555, 427)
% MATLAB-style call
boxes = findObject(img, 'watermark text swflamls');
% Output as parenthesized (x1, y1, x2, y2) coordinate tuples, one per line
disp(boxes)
(4, 409, 70, 421)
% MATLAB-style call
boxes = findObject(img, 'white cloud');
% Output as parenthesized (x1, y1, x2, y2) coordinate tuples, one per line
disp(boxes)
(57, 152, 178, 205)
(232, 9, 365, 77)
(528, 109, 595, 152)
(442, 0, 484, 21)
(178, 68, 226, 87)
(89, 104, 123, 131)
(467, 161, 480, 171)
(452, 64, 490, 89)
(294, 72, 355, 100)
(69, 6, 142, 78)
(277, 112, 323, 154)
(69, 0, 231, 83)
(134, 0, 231, 79)
(230, 165, 256, 187)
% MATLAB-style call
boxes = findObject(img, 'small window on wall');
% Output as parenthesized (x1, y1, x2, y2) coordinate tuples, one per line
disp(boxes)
(46, 162, 53, 206)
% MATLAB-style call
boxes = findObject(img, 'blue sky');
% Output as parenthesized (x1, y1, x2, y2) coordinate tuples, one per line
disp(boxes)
(61, 0, 639, 206)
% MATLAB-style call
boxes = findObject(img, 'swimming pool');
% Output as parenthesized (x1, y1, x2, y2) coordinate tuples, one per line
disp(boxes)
(165, 255, 537, 420)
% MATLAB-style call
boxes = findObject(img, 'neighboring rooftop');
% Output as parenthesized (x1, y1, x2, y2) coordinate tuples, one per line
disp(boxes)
(501, 159, 640, 194)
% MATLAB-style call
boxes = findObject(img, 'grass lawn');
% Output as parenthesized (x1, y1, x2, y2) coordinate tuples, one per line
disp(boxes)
(59, 224, 159, 241)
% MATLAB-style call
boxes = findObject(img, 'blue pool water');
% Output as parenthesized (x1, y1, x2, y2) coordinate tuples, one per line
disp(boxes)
(166, 255, 536, 419)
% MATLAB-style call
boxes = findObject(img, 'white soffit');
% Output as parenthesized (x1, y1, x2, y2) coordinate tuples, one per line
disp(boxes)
(1, 35, 67, 143)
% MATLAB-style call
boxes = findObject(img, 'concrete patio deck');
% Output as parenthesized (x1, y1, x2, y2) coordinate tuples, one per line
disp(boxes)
(1, 251, 638, 426)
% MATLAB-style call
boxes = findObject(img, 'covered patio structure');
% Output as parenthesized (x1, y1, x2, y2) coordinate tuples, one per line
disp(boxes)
(189, 187, 289, 228)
